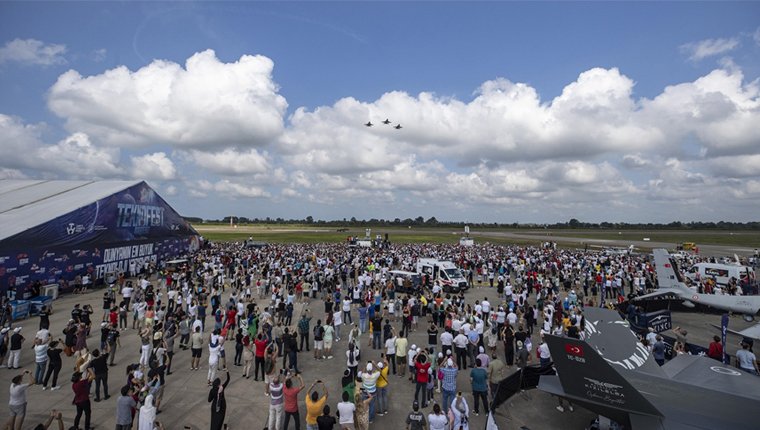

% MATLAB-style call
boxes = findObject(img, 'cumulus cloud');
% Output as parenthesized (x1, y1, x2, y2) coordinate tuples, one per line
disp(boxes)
(131, 152, 177, 180)
(48, 49, 287, 148)
(188, 148, 270, 175)
(197, 179, 270, 199)
(36, 132, 121, 178)
(680, 37, 739, 61)
(0, 38, 67, 66)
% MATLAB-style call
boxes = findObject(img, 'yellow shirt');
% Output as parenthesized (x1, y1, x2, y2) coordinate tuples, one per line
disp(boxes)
(376, 366, 389, 388)
(305, 396, 326, 425)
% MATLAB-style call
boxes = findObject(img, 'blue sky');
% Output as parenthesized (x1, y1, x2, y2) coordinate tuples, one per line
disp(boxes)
(1, 2, 759, 223)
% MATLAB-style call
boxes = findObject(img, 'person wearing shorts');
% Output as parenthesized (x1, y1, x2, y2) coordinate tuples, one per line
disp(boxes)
(190, 327, 203, 370)
(7, 371, 32, 430)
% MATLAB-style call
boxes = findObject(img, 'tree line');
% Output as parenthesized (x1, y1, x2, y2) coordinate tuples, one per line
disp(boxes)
(182, 216, 760, 230)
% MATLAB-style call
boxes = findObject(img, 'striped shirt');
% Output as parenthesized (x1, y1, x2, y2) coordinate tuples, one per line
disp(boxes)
(269, 382, 284, 405)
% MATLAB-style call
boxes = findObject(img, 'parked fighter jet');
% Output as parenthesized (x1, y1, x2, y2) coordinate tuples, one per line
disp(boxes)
(382, 119, 391, 124)
(538, 307, 760, 430)
(394, 124, 402, 129)
(365, 121, 373, 127)
(634, 249, 760, 319)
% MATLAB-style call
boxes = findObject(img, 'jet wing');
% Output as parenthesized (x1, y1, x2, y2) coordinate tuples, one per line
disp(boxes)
(633, 289, 681, 301)
(710, 322, 760, 341)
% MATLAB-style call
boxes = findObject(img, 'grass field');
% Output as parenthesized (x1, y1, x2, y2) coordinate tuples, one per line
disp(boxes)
(516, 230, 760, 247)
(193, 225, 541, 246)
(192, 224, 759, 248)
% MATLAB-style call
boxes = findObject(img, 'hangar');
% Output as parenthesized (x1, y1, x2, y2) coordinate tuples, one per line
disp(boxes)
(0, 180, 199, 298)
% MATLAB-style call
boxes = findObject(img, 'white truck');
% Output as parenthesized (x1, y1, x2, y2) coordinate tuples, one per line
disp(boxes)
(683, 262, 754, 286)
(416, 258, 469, 293)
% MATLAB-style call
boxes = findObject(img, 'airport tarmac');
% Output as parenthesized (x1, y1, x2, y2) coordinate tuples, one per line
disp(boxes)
(2, 280, 757, 430)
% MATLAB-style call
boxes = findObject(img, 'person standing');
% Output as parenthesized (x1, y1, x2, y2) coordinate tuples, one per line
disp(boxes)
(115, 385, 137, 430)
(413, 350, 431, 408)
(427, 404, 447, 430)
(486, 354, 505, 399)
(298, 312, 312, 352)
(71, 368, 94, 430)
(7, 327, 24, 369)
(254, 333, 269, 381)
(439, 358, 458, 415)
(449, 393, 470, 430)
(469, 358, 489, 416)
(405, 401, 427, 430)
(453, 329, 468, 370)
(375, 358, 390, 416)
(89, 349, 110, 401)
(736, 341, 759, 375)
(33, 337, 49, 385)
(42, 340, 63, 390)
(305, 379, 328, 430)
(266, 374, 285, 430)
(190, 326, 204, 371)
(283, 373, 305, 430)
(6, 370, 33, 430)
(106, 324, 121, 366)
(395, 332, 408, 377)
(313, 320, 325, 360)
(209, 371, 231, 430)
(707, 336, 724, 362)
(653, 336, 666, 366)
(336, 391, 356, 429)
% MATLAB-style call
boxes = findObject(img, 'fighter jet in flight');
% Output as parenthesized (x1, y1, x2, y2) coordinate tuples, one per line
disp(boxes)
(365, 121, 373, 127)
(394, 124, 402, 129)
(382, 119, 391, 124)
(539, 306, 760, 430)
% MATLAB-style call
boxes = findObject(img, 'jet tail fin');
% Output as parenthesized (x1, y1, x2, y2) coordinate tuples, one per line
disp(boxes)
(653, 248, 689, 290)
(544, 335, 663, 418)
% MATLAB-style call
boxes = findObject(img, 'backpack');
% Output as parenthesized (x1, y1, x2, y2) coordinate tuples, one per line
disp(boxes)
(314, 325, 324, 339)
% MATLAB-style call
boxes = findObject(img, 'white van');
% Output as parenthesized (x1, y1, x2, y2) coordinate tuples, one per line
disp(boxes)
(684, 263, 754, 286)
(416, 258, 469, 293)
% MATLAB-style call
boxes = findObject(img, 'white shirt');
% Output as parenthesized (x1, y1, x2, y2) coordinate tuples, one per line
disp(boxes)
(35, 328, 50, 342)
(385, 337, 397, 355)
(538, 343, 551, 359)
(337, 401, 356, 424)
(453, 333, 468, 348)
(428, 413, 448, 430)
(481, 300, 491, 313)
(440, 331, 453, 346)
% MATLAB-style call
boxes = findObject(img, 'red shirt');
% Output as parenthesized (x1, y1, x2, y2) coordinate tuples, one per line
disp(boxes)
(72, 380, 90, 404)
(282, 385, 303, 412)
(254, 339, 268, 358)
(415, 362, 430, 383)
(708, 341, 724, 360)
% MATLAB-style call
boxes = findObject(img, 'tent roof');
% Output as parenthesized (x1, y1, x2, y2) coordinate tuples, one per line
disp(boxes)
(0, 179, 142, 241)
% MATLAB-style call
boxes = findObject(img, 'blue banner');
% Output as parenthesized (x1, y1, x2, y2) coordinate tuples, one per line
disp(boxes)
(721, 313, 729, 364)
(0, 182, 198, 296)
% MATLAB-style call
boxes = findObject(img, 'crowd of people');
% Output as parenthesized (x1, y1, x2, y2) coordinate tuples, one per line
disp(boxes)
(2, 240, 753, 430)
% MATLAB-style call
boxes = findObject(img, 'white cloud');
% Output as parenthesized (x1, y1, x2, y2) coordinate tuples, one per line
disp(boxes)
(189, 148, 270, 175)
(197, 179, 270, 199)
(48, 49, 287, 148)
(0, 38, 67, 66)
(164, 185, 178, 196)
(92, 48, 107, 62)
(680, 37, 739, 61)
(0, 168, 26, 179)
(0, 114, 47, 169)
(131, 152, 177, 180)
(35, 132, 120, 178)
